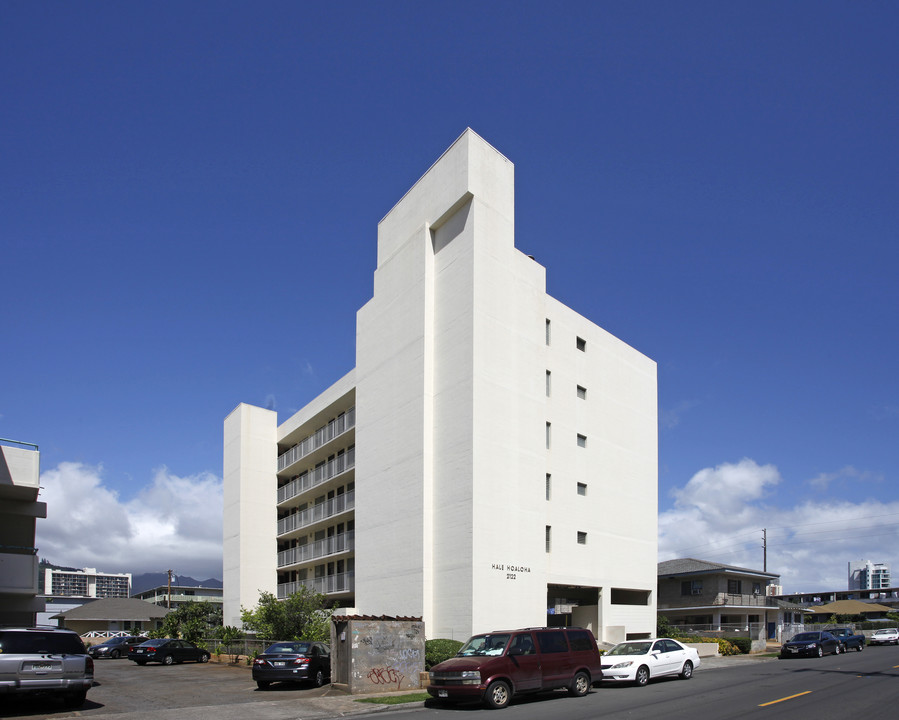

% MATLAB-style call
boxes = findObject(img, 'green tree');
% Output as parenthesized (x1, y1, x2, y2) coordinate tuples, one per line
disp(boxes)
(161, 601, 222, 643)
(241, 587, 334, 642)
(219, 625, 244, 663)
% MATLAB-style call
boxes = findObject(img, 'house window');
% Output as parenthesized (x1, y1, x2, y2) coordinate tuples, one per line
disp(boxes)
(546, 422, 551, 449)
(546, 474, 552, 501)
(577, 482, 587, 496)
(545, 526, 552, 552)
(577, 434, 587, 448)
(546, 370, 551, 397)
(728, 579, 742, 595)
(576, 336, 586, 352)
(681, 580, 703, 596)
(577, 531, 587, 545)
(545, 319, 551, 345)
(752, 582, 761, 595)
(577, 385, 587, 399)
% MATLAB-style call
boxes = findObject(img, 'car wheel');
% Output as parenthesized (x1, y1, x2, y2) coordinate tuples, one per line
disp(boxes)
(857, 643, 864, 651)
(834, 644, 841, 655)
(635, 666, 650, 687)
(679, 660, 693, 679)
(62, 690, 88, 708)
(110, 649, 121, 659)
(484, 680, 511, 709)
(162, 654, 175, 666)
(200, 653, 210, 663)
(569, 671, 590, 697)
(816, 647, 823, 658)
(256, 680, 270, 690)
(313, 669, 325, 687)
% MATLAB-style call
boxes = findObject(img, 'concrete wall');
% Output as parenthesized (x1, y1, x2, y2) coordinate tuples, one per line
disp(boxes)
(330, 619, 425, 694)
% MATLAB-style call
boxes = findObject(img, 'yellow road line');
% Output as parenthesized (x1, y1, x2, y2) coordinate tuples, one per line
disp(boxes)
(759, 691, 812, 707)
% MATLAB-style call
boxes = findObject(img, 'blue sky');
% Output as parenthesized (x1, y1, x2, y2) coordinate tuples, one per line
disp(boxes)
(3, 1, 897, 590)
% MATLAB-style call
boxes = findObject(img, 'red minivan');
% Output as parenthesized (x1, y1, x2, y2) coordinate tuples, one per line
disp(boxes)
(427, 627, 602, 709)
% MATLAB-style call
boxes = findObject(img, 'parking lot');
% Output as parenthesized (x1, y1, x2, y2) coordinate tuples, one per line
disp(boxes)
(0, 659, 373, 720)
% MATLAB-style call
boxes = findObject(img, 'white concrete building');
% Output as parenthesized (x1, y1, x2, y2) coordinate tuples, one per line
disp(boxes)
(0, 439, 45, 625)
(43, 567, 132, 598)
(848, 559, 891, 591)
(224, 129, 658, 643)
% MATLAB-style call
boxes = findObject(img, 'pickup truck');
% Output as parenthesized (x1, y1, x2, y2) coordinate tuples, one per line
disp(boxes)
(829, 627, 865, 651)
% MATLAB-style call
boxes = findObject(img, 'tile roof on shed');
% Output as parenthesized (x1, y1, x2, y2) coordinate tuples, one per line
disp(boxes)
(51, 598, 171, 622)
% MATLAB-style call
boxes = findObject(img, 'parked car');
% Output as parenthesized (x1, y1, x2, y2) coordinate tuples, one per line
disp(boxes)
(128, 639, 210, 665)
(427, 627, 602, 709)
(0, 627, 94, 708)
(600, 638, 701, 686)
(88, 636, 145, 659)
(780, 631, 841, 658)
(829, 628, 865, 652)
(252, 641, 331, 689)
(868, 628, 899, 646)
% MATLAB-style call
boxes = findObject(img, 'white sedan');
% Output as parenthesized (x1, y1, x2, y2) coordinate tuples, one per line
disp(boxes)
(601, 638, 701, 686)
(869, 628, 899, 645)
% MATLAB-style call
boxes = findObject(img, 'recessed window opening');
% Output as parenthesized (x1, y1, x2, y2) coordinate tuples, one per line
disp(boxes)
(546, 370, 551, 397)
(577, 531, 587, 545)
(545, 526, 552, 553)
(546, 474, 552, 501)
(577, 434, 587, 448)
(577, 385, 587, 399)
(546, 319, 551, 345)
(576, 337, 586, 351)
(546, 422, 551, 449)
(577, 482, 587, 496)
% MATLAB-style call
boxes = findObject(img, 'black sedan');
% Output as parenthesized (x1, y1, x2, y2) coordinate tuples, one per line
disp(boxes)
(780, 631, 841, 658)
(128, 639, 211, 665)
(252, 641, 330, 689)
(88, 635, 145, 659)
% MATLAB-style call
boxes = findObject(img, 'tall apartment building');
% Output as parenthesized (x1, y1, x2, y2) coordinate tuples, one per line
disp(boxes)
(44, 567, 132, 598)
(0, 439, 45, 625)
(848, 559, 891, 590)
(224, 130, 658, 642)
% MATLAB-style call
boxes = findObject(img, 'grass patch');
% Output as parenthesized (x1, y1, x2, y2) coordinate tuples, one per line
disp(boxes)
(357, 692, 430, 705)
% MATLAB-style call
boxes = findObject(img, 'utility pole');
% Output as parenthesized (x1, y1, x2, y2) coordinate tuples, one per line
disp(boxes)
(167, 569, 173, 609)
(762, 529, 767, 572)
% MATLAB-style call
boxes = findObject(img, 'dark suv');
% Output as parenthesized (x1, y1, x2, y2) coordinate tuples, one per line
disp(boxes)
(0, 627, 94, 708)
(428, 627, 602, 709)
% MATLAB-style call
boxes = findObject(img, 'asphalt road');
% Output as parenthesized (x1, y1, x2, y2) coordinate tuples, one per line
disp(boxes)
(3, 645, 898, 720)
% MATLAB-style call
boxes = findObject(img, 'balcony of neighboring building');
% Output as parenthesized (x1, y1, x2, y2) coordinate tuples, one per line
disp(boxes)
(278, 531, 355, 570)
(0, 546, 40, 595)
(277, 491, 355, 538)
(0, 439, 42, 503)
(278, 447, 355, 506)
(277, 572, 355, 600)
(277, 406, 355, 477)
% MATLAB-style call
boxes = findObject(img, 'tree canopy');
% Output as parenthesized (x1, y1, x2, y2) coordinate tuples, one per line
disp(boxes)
(241, 586, 333, 642)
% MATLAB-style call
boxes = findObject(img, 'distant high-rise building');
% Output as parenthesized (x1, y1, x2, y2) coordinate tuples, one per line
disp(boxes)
(848, 559, 891, 590)
(44, 567, 132, 598)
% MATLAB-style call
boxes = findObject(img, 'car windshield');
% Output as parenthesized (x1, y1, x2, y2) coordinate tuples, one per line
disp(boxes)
(607, 642, 652, 656)
(265, 643, 311, 654)
(457, 634, 511, 656)
(790, 633, 819, 642)
(139, 639, 168, 647)
(874, 629, 896, 635)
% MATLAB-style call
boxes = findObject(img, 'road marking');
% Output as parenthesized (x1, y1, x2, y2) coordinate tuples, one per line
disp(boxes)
(759, 691, 812, 706)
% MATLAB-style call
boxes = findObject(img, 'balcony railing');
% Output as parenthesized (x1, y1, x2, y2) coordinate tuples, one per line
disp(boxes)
(277, 572, 355, 599)
(278, 407, 355, 472)
(278, 532, 355, 568)
(665, 593, 776, 609)
(277, 491, 355, 536)
(278, 447, 355, 504)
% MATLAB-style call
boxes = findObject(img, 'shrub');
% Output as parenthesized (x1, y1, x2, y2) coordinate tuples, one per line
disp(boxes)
(715, 638, 740, 656)
(425, 639, 464, 669)
(722, 637, 750, 654)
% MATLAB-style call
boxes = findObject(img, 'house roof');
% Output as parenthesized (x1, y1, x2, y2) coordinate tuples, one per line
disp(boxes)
(658, 558, 780, 580)
(51, 598, 171, 622)
(808, 599, 894, 615)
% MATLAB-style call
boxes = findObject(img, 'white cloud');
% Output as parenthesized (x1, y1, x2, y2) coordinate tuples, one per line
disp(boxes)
(660, 459, 899, 593)
(36, 462, 222, 580)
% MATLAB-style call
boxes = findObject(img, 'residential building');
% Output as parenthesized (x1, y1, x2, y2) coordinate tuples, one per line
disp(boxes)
(44, 567, 132, 598)
(224, 129, 658, 643)
(657, 559, 803, 645)
(133, 584, 224, 611)
(51, 598, 169, 636)
(848, 559, 891, 591)
(0, 439, 45, 625)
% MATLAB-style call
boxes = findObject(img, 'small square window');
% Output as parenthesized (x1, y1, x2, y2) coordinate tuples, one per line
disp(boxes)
(576, 337, 586, 351)
(577, 385, 586, 399)
(577, 482, 587, 496)
(577, 531, 587, 545)
(577, 434, 587, 448)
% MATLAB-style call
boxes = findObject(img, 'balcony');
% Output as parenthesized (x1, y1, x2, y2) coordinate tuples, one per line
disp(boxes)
(278, 572, 355, 599)
(278, 408, 355, 473)
(277, 491, 355, 536)
(278, 447, 355, 505)
(0, 547, 39, 594)
(278, 532, 354, 569)
(664, 592, 776, 609)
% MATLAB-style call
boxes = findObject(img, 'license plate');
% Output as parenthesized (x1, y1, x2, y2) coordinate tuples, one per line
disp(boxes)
(438, 690, 448, 697)
(789, 648, 798, 653)
(274, 661, 286, 667)
(136, 649, 144, 653)
(30, 662, 53, 670)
